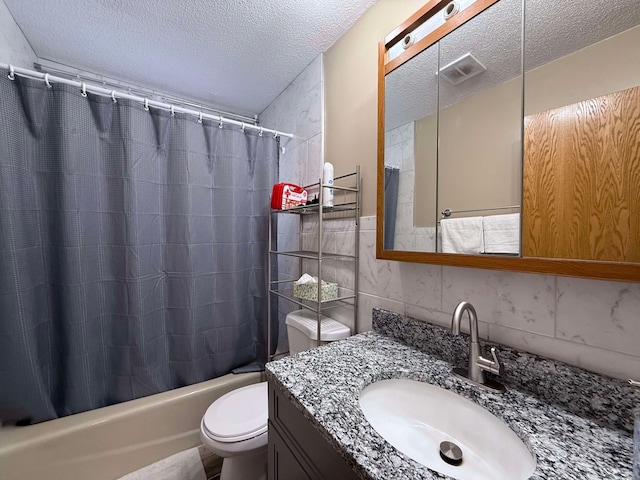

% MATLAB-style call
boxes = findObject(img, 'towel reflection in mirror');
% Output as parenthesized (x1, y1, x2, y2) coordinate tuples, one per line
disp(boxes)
(440, 213, 519, 254)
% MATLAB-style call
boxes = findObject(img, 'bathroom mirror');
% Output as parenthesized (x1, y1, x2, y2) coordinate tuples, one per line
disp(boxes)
(377, 0, 640, 281)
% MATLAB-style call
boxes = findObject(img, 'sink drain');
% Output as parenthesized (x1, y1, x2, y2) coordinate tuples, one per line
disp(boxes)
(439, 441, 463, 466)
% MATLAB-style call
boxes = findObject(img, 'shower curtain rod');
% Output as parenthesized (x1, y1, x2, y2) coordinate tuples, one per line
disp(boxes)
(1, 63, 294, 139)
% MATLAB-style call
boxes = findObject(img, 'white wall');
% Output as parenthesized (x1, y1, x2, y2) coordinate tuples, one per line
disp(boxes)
(0, 0, 37, 67)
(260, 54, 324, 352)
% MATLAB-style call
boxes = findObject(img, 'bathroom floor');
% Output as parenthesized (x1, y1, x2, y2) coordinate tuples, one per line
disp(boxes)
(116, 446, 221, 480)
(198, 445, 222, 480)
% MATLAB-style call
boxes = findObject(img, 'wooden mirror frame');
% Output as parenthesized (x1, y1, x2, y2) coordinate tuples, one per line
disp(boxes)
(376, 0, 640, 282)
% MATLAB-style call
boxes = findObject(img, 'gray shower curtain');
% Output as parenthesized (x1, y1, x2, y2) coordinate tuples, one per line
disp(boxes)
(384, 166, 400, 250)
(0, 70, 277, 424)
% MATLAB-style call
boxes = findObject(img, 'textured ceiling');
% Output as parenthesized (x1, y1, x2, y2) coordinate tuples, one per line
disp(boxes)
(4, 0, 377, 117)
(385, 0, 640, 131)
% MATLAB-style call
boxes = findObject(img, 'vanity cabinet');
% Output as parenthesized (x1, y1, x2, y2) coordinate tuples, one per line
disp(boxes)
(269, 426, 311, 480)
(267, 380, 360, 480)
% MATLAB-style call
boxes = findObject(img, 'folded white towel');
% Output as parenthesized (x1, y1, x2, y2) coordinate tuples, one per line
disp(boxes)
(440, 216, 484, 254)
(483, 213, 520, 254)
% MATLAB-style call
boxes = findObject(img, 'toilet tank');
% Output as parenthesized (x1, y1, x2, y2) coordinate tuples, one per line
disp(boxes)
(285, 310, 351, 355)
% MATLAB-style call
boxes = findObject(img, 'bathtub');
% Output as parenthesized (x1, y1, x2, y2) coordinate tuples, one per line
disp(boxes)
(0, 372, 262, 480)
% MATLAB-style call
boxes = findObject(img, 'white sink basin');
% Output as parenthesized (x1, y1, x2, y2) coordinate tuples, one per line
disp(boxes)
(359, 379, 536, 480)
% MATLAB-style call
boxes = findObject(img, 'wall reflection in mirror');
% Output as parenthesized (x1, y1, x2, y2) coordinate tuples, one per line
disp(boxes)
(382, 0, 640, 263)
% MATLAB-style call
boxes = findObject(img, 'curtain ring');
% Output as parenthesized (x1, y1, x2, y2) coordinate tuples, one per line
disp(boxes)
(198, 112, 203, 124)
(170, 105, 175, 117)
(144, 98, 149, 111)
(218, 119, 223, 129)
(111, 90, 117, 103)
(273, 130, 279, 139)
(240, 122, 245, 133)
(259, 127, 264, 137)
(81, 82, 88, 97)
(7, 64, 15, 80)
(44, 73, 52, 88)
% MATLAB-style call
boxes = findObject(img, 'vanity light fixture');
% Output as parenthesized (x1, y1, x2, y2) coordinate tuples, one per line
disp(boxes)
(443, 1, 460, 19)
(402, 33, 414, 49)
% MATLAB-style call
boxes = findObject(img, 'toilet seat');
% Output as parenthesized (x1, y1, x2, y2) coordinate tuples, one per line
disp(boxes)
(202, 382, 268, 443)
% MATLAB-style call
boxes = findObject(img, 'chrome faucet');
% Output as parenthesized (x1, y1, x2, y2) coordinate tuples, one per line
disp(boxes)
(451, 301, 505, 393)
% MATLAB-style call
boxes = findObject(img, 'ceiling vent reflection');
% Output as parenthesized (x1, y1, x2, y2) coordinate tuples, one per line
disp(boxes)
(438, 52, 486, 85)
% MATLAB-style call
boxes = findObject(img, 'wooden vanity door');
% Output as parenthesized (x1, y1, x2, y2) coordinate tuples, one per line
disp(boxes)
(268, 425, 311, 480)
(523, 86, 640, 262)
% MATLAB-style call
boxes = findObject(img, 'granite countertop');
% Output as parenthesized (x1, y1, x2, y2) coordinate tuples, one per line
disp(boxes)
(265, 308, 639, 480)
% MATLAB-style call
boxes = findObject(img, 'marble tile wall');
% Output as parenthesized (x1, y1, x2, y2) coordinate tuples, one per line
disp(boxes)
(357, 215, 640, 381)
(260, 53, 324, 189)
(0, 1, 37, 68)
(384, 122, 436, 251)
(299, 216, 358, 334)
(260, 54, 324, 352)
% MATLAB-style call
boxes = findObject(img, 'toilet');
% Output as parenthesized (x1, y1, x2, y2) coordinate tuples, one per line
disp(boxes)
(200, 382, 269, 480)
(199, 310, 351, 480)
(284, 309, 352, 354)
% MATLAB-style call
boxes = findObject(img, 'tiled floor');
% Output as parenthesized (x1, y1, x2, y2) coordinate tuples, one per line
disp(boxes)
(198, 445, 222, 480)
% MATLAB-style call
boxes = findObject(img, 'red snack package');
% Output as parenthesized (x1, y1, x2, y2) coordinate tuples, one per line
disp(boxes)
(271, 183, 308, 210)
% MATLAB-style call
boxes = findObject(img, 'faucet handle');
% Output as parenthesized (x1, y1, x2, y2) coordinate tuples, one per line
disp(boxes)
(490, 347, 505, 376)
(477, 347, 504, 377)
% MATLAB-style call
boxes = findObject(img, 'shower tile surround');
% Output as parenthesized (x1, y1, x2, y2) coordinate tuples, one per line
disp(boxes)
(266, 309, 638, 479)
(259, 54, 325, 352)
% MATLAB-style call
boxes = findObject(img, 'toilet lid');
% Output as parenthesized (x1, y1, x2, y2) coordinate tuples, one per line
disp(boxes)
(202, 382, 268, 442)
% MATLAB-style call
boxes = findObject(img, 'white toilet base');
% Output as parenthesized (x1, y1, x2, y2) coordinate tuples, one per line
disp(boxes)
(219, 445, 267, 480)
